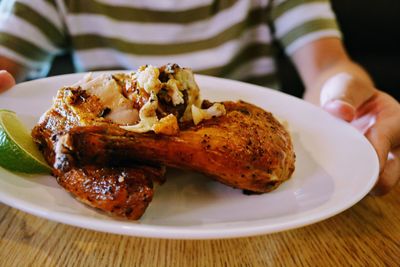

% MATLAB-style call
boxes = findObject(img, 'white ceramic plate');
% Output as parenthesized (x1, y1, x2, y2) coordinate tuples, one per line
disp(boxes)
(0, 73, 379, 239)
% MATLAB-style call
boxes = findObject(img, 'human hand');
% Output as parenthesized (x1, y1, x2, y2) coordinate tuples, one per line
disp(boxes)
(0, 70, 16, 92)
(320, 73, 400, 195)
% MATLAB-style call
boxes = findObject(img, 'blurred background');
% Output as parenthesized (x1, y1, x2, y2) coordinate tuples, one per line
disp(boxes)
(48, 0, 400, 101)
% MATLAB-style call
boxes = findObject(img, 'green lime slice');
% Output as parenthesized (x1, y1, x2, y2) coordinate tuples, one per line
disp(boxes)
(0, 110, 51, 173)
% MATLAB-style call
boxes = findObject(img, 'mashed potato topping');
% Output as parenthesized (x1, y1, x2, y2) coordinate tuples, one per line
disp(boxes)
(75, 64, 226, 135)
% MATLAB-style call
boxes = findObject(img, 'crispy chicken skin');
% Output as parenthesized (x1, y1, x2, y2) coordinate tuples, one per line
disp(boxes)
(57, 100, 295, 193)
(32, 87, 165, 219)
(54, 166, 155, 220)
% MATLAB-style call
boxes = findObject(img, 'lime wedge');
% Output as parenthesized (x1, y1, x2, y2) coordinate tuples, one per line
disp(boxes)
(0, 110, 51, 173)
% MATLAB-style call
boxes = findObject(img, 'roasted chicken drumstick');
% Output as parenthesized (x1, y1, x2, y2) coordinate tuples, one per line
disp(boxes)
(56, 100, 295, 193)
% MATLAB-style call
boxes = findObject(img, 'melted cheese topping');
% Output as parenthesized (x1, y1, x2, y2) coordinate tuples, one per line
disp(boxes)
(165, 79, 184, 106)
(120, 91, 159, 133)
(191, 103, 226, 125)
(74, 64, 225, 135)
(174, 67, 202, 122)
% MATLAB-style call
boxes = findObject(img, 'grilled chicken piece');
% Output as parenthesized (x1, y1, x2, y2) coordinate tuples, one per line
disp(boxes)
(56, 100, 295, 193)
(33, 64, 295, 221)
(32, 87, 165, 220)
(54, 166, 155, 219)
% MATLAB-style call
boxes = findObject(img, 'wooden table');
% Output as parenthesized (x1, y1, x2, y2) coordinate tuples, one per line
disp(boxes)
(0, 186, 399, 266)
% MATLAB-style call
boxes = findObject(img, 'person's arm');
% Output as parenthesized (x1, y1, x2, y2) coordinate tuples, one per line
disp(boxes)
(292, 37, 400, 195)
(0, 56, 28, 92)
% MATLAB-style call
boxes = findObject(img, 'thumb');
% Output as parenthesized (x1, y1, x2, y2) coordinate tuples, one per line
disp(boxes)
(320, 72, 375, 122)
(0, 70, 16, 93)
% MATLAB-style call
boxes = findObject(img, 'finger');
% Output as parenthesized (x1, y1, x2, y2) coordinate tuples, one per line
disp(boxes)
(0, 70, 16, 92)
(364, 125, 391, 174)
(357, 93, 400, 166)
(349, 92, 400, 195)
(357, 92, 400, 148)
(371, 147, 400, 196)
(320, 72, 375, 121)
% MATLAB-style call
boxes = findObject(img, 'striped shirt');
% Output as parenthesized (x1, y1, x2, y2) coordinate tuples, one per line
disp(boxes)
(0, 0, 341, 88)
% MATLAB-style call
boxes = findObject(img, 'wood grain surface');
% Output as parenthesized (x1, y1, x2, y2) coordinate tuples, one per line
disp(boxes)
(0, 186, 399, 267)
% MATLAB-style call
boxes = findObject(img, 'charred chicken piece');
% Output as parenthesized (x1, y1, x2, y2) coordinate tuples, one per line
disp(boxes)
(55, 166, 155, 220)
(32, 86, 166, 220)
(55, 100, 295, 193)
